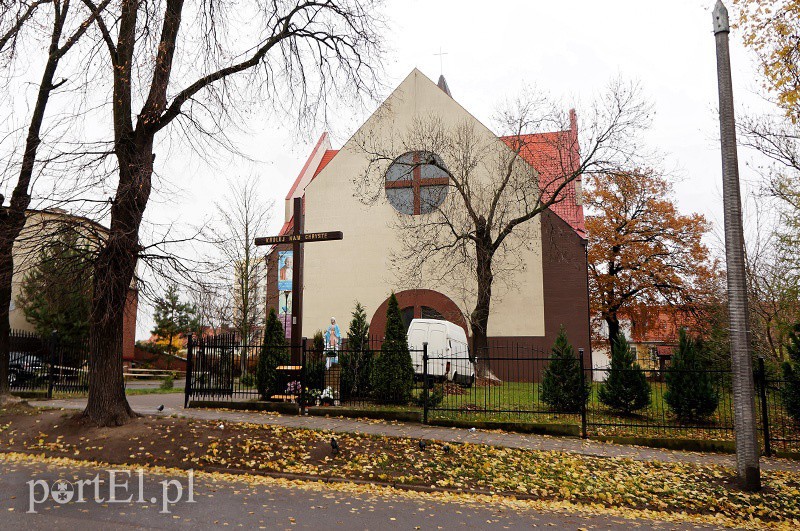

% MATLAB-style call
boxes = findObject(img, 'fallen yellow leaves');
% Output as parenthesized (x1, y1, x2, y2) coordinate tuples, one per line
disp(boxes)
(1, 410, 799, 529)
(0, 451, 794, 530)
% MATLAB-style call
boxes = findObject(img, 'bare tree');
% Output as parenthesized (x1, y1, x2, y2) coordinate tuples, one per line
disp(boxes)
(0, 1, 50, 59)
(208, 175, 273, 349)
(742, 198, 800, 362)
(737, 103, 800, 361)
(0, 0, 108, 400)
(354, 80, 651, 353)
(79, 0, 384, 425)
(191, 282, 232, 335)
(738, 112, 800, 260)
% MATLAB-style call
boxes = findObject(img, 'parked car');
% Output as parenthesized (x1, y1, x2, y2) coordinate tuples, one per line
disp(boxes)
(8, 352, 46, 386)
(407, 319, 475, 387)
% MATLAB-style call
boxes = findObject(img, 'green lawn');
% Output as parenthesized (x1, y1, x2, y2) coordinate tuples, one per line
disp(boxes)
(192, 375, 800, 453)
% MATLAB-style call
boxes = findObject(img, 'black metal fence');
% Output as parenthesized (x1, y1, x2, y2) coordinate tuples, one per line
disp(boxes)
(426, 345, 581, 422)
(8, 329, 89, 397)
(184, 334, 800, 455)
(185, 333, 427, 408)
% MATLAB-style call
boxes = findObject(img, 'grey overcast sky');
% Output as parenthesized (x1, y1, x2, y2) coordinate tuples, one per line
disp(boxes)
(139, 0, 772, 338)
(5, 0, 763, 339)
(159, 0, 769, 237)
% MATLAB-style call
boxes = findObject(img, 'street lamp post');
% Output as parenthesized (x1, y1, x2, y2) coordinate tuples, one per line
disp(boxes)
(712, 0, 761, 491)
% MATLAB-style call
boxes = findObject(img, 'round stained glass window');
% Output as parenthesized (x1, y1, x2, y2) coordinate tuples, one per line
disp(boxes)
(384, 151, 449, 215)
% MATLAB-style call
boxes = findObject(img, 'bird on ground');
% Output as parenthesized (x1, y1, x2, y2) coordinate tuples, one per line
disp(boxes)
(443, 444, 451, 454)
(330, 437, 339, 455)
(418, 440, 427, 451)
(157, 405, 164, 412)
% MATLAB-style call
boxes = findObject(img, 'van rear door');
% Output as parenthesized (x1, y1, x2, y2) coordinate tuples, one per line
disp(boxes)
(407, 321, 428, 374)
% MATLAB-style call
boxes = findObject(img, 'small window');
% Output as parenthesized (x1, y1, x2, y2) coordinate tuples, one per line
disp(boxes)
(421, 306, 444, 320)
(400, 306, 415, 332)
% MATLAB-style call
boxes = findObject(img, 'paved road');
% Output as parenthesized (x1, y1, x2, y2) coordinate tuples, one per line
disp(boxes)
(125, 380, 185, 390)
(38, 393, 800, 473)
(0, 458, 723, 530)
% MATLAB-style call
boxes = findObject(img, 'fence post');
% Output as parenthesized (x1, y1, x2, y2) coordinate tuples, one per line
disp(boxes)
(47, 330, 58, 399)
(578, 348, 588, 439)
(184, 334, 193, 408)
(301, 337, 308, 416)
(757, 356, 771, 457)
(423, 342, 429, 424)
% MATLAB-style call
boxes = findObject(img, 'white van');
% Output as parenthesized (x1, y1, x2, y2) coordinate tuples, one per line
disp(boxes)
(407, 319, 475, 387)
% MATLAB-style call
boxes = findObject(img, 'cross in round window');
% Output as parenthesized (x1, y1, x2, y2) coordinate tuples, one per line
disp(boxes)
(384, 151, 449, 215)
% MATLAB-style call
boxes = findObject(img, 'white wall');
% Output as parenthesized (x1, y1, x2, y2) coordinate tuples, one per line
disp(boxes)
(299, 70, 546, 338)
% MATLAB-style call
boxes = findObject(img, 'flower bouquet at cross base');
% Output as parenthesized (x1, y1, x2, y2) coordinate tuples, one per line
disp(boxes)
(320, 386, 335, 406)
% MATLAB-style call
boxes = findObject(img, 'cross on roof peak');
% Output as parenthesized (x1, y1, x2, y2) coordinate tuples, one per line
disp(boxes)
(434, 47, 448, 75)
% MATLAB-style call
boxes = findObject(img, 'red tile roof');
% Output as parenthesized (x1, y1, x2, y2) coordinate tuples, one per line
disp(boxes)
(656, 345, 676, 357)
(279, 217, 293, 236)
(627, 307, 698, 344)
(285, 133, 329, 201)
(314, 150, 338, 177)
(500, 129, 585, 237)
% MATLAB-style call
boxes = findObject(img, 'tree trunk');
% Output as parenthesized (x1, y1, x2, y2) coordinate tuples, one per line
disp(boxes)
(470, 233, 493, 370)
(84, 309, 134, 424)
(0, 8, 67, 397)
(0, 249, 13, 395)
(82, 140, 152, 426)
(605, 313, 621, 351)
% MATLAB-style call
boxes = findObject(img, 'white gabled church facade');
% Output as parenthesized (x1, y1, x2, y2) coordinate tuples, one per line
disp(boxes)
(267, 69, 590, 356)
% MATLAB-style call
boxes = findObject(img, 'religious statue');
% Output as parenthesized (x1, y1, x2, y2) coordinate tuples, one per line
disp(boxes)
(324, 317, 341, 369)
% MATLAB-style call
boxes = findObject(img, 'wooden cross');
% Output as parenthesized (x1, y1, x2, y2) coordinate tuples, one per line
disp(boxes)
(384, 152, 449, 215)
(255, 197, 343, 354)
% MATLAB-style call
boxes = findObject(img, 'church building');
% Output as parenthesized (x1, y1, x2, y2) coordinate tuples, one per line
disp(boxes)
(266, 69, 590, 358)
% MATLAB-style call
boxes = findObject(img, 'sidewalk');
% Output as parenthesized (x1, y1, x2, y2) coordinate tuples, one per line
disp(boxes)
(38, 393, 800, 473)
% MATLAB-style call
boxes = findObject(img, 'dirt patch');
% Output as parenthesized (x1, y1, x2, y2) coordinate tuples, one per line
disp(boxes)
(440, 383, 466, 396)
(474, 376, 502, 387)
(0, 395, 29, 408)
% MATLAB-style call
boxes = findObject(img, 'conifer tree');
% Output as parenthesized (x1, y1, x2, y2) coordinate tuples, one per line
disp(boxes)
(16, 232, 93, 345)
(312, 330, 325, 353)
(371, 293, 414, 404)
(346, 302, 370, 352)
(664, 329, 719, 422)
(782, 323, 800, 425)
(341, 302, 372, 399)
(598, 333, 651, 414)
(151, 285, 199, 358)
(257, 308, 288, 400)
(541, 327, 589, 413)
(304, 330, 326, 391)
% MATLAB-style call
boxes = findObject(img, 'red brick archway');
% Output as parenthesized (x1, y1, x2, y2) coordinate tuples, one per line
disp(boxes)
(370, 289, 469, 339)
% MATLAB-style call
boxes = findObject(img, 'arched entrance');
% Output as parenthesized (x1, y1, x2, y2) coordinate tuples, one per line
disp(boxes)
(370, 289, 469, 338)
